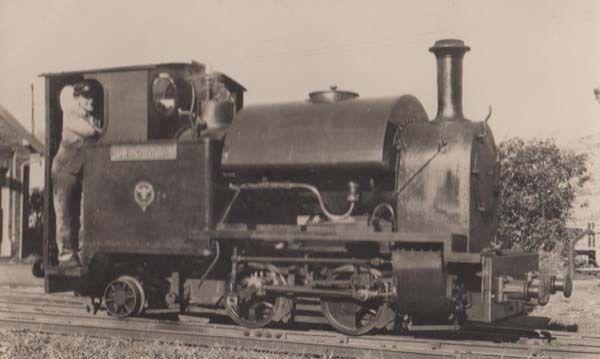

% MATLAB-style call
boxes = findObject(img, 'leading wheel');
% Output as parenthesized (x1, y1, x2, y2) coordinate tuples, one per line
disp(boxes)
(104, 275, 146, 318)
(321, 265, 385, 335)
(225, 263, 288, 328)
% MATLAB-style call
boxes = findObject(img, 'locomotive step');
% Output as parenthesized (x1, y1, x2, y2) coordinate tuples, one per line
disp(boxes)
(46, 265, 86, 278)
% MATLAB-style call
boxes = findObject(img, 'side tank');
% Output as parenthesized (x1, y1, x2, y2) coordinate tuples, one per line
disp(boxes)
(220, 90, 430, 219)
(221, 92, 429, 174)
(395, 39, 499, 253)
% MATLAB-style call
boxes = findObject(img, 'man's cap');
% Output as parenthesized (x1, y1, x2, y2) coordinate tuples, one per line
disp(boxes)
(73, 81, 93, 97)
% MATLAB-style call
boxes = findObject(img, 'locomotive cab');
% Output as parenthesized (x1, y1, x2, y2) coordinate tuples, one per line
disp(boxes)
(40, 62, 245, 293)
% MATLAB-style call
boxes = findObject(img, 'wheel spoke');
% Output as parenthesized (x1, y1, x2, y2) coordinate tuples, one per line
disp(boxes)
(355, 305, 377, 328)
(248, 305, 257, 321)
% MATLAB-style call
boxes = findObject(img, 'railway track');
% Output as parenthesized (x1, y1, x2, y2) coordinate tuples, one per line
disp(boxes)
(1, 289, 600, 358)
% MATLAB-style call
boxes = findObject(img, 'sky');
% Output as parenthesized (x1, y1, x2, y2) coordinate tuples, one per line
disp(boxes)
(1, 0, 599, 143)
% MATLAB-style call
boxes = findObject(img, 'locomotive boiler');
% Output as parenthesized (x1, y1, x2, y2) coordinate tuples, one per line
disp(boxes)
(40, 39, 572, 335)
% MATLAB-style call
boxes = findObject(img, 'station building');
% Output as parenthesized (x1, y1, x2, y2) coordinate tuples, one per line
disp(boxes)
(0, 104, 44, 259)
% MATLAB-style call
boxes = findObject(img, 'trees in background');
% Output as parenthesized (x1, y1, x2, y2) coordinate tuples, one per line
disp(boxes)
(498, 138, 589, 251)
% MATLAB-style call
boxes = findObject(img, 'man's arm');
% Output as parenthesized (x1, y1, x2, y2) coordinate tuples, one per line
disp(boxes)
(63, 113, 100, 138)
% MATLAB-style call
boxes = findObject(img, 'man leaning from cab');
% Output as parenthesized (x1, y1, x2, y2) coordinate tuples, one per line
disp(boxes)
(52, 81, 102, 268)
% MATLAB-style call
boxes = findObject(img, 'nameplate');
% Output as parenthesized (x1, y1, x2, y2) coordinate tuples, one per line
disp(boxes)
(110, 144, 177, 161)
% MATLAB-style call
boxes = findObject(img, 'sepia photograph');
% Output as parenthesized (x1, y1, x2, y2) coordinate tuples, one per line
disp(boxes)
(0, 0, 600, 358)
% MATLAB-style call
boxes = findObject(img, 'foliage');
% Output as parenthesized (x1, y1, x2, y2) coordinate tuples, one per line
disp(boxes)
(498, 138, 589, 252)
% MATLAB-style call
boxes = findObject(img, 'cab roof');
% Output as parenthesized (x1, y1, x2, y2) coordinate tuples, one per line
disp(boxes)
(40, 62, 246, 91)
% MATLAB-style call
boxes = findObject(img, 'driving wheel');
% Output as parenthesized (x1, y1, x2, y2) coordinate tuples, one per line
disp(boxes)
(225, 263, 288, 328)
(321, 265, 385, 335)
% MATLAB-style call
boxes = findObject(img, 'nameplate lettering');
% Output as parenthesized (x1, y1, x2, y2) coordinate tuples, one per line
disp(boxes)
(110, 144, 177, 161)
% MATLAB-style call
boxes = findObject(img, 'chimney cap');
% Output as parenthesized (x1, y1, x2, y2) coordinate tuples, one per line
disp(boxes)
(429, 39, 470, 54)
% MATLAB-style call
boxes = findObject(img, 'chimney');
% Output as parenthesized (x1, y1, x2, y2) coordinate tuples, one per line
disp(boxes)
(429, 39, 470, 121)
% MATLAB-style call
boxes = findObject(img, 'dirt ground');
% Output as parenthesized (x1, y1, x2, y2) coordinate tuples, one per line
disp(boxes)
(531, 277, 600, 335)
(0, 262, 43, 288)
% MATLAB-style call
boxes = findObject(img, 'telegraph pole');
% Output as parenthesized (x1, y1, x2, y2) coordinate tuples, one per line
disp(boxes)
(30, 83, 35, 137)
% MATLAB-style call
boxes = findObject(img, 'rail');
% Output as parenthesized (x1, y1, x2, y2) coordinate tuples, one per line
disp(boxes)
(0, 289, 599, 358)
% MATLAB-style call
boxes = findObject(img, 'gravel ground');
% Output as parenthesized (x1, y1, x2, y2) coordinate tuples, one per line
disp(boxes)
(0, 331, 301, 359)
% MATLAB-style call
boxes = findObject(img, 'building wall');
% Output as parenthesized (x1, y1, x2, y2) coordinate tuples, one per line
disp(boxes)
(0, 187, 9, 256)
(0, 147, 34, 258)
(13, 147, 31, 257)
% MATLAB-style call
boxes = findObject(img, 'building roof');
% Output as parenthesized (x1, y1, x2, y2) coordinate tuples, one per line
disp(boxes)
(0, 104, 44, 153)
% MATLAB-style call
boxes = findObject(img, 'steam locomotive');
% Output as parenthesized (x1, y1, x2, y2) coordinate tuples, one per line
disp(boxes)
(40, 39, 572, 335)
